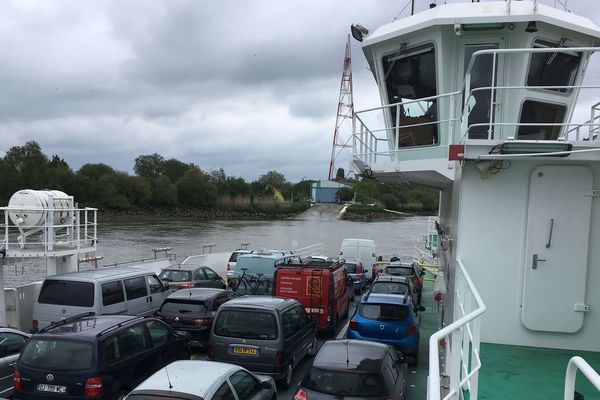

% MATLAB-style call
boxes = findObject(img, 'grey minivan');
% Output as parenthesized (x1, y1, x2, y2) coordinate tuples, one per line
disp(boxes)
(33, 267, 168, 332)
(208, 296, 317, 389)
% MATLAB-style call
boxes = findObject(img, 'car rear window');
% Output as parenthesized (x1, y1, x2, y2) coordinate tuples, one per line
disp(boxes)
(306, 367, 388, 397)
(235, 257, 280, 275)
(344, 263, 364, 273)
(159, 269, 192, 282)
(20, 339, 94, 371)
(228, 251, 247, 262)
(384, 266, 413, 276)
(370, 282, 409, 295)
(160, 299, 207, 314)
(359, 303, 409, 321)
(214, 309, 278, 340)
(38, 280, 94, 307)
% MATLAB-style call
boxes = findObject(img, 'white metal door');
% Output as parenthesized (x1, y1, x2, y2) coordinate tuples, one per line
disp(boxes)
(521, 165, 593, 333)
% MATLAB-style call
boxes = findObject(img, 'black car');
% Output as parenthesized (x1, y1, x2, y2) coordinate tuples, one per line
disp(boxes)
(380, 261, 425, 304)
(13, 314, 190, 400)
(156, 288, 238, 345)
(295, 339, 408, 400)
(159, 264, 226, 290)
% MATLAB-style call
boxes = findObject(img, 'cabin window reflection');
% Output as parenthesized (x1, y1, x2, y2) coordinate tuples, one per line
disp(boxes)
(527, 39, 580, 93)
(517, 100, 566, 140)
(383, 45, 438, 148)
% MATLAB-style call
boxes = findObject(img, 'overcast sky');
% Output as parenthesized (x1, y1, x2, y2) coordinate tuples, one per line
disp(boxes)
(1, 0, 599, 182)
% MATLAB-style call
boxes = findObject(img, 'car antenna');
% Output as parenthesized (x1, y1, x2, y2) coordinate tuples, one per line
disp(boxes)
(165, 364, 173, 389)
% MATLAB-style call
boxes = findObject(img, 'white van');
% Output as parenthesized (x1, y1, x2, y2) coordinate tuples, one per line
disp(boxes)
(32, 267, 168, 331)
(340, 238, 378, 280)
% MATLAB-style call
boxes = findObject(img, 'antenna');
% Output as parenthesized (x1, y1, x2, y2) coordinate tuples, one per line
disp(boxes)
(328, 35, 355, 181)
(165, 364, 173, 389)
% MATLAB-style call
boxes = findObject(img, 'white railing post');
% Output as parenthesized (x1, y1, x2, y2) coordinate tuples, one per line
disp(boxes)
(563, 356, 600, 400)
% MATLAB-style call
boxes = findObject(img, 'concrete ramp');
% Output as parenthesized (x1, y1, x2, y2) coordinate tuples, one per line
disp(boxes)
(295, 203, 344, 221)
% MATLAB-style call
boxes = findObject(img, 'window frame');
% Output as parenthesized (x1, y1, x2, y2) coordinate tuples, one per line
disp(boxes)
(146, 274, 164, 294)
(0, 332, 28, 357)
(125, 276, 148, 300)
(102, 280, 125, 306)
(229, 370, 260, 400)
(516, 98, 568, 140)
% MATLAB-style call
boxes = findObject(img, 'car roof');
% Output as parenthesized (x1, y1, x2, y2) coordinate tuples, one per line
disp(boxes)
(362, 293, 409, 306)
(132, 360, 241, 397)
(37, 315, 143, 339)
(166, 288, 225, 301)
(222, 296, 296, 310)
(0, 327, 31, 337)
(313, 340, 386, 371)
(387, 262, 415, 268)
(162, 265, 206, 272)
(44, 266, 154, 282)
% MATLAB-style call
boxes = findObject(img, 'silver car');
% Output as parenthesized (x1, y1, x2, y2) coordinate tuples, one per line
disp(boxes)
(125, 360, 276, 400)
(0, 327, 30, 397)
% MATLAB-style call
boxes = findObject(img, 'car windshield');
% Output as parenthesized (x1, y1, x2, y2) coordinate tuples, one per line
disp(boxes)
(159, 270, 192, 282)
(214, 310, 278, 340)
(384, 266, 413, 277)
(38, 280, 94, 307)
(306, 367, 388, 397)
(371, 282, 409, 295)
(20, 339, 94, 371)
(160, 299, 207, 314)
(359, 303, 409, 321)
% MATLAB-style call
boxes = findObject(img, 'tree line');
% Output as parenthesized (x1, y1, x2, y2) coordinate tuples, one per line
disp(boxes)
(0, 141, 312, 212)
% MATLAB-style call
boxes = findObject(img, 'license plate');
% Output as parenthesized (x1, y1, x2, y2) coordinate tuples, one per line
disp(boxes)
(37, 384, 67, 393)
(233, 346, 258, 355)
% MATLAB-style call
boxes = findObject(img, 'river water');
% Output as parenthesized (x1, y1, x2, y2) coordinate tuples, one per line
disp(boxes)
(3, 204, 430, 287)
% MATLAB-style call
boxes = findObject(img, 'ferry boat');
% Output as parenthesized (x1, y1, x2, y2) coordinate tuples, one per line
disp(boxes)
(349, 0, 600, 399)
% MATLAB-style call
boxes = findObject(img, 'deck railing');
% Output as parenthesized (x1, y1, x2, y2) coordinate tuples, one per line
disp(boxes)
(428, 258, 486, 400)
(564, 356, 600, 400)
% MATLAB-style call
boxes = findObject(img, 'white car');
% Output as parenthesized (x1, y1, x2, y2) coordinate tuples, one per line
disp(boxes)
(226, 250, 251, 281)
(125, 360, 277, 400)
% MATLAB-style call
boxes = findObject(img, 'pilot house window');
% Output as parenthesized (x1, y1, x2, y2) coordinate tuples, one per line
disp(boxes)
(527, 39, 581, 93)
(383, 45, 438, 147)
(517, 100, 566, 140)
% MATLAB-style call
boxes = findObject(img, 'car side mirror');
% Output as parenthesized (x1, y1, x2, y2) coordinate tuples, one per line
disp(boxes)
(419, 306, 426, 312)
(261, 380, 273, 390)
(163, 282, 170, 290)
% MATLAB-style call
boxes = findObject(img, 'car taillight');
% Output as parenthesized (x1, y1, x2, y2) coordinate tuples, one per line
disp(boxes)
(207, 345, 214, 360)
(194, 318, 213, 326)
(294, 388, 308, 400)
(31, 319, 38, 333)
(84, 376, 103, 397)
(178, 282, 194, 288)
(13, 370, 21, 390)
(229, 279, 238, 289)
(349, 319, 359, 330)
(372, 265, 377, 277)
(407, 323, 417, 335)
(275, 351, 284, 367)
(415, 275, 421, 286)
(227, 263, 231, 271)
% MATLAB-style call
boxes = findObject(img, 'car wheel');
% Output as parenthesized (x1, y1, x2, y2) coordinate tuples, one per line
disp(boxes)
(308, 337, 318, 356)
(279, 363, 293, 389)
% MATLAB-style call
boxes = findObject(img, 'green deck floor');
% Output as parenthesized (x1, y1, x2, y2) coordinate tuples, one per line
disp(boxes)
(412, 275, 600, 400)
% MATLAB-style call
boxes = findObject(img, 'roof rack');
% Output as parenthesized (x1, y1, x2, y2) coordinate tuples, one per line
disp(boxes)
(38, 312, 96, 333)
(278, 256, 344, 269)
(96, 315, 146, 338)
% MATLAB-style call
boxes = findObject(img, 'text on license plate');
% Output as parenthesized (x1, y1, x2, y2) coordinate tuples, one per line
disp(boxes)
(37, 384, 67, 393)
(233, 347, 258, 355)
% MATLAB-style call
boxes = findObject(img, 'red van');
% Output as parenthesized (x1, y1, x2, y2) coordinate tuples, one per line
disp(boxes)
(273, 257, 351, 333)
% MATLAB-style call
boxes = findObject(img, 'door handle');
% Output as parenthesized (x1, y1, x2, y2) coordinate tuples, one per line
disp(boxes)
(532, 254, 547, 269)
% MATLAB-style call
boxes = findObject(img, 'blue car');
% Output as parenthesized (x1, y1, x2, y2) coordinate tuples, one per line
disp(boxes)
(344, 259, 367, 294)
(347, 292, 420, 364)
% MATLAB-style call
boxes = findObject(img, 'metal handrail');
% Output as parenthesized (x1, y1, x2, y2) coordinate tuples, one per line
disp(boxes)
(564, 356, 600, 400)
(428, 258, 486, 400)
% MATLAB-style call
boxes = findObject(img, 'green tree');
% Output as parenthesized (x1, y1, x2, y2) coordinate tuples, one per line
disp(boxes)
(134, 153, 164, 178)
(335, 168, 345, 181)
(176, 167, 217, 208)
(163, 158, 191, 183)
(152, 175, 179, 206)
(78, 163, 116, 180)
(258, 170, 286, 188)
(293, 180, 313, 201)
(2, 141, 49, 192)
(336, 187, 354, 202)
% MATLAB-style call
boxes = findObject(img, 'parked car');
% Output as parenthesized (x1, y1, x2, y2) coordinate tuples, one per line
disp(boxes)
(273, 257, 350, 333)
(0, 328, 30, 398)
(343, 259, 367, 294)
(378, 261, 425, 303)
(159, 264, 226, 290)
(294, 339, 408, 400)
(33, 267, 169, 332)
(156, 288, 238, 345)
(228, 251, 294, 292)
(226, 249, 252, 278)
(347, 292, 420, 364)
(371, 275, 421, 315)
(125, 360, 276, 400)
(339, 239, 377, 281)
(14, 314, 191, 400)
(209, 296, 317, 389)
